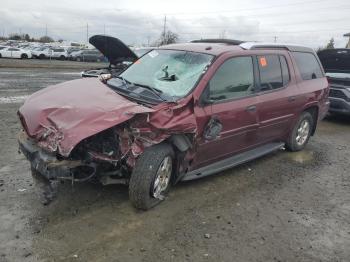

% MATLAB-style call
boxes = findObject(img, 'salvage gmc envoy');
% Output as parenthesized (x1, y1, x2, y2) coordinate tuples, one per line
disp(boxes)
(18, 38, 330, 210)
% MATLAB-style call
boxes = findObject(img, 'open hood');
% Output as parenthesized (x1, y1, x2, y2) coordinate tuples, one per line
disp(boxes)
(18, 78, 153, 157)
(89, 35, 138, 65)
(318, 49, 350, 73)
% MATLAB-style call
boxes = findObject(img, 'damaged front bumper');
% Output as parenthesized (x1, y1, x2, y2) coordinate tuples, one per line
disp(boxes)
(18, 131, 95, 181)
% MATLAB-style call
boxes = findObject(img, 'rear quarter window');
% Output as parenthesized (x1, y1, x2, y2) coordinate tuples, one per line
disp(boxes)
(292, 52, 323, 80)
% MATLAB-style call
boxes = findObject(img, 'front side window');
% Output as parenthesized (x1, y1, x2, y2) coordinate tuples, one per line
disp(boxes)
(292, 52, 323, 80)
(208, 56, 254, 101)
(120, 49, 213, 98)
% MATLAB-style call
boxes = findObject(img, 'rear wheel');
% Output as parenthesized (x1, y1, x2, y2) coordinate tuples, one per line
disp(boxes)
(21, 54, 28, 59)
(286, 111, 314, 151)
(39, 54, 45, 59)
(129, 143, 174, 210)
(60, 55, 65, 60)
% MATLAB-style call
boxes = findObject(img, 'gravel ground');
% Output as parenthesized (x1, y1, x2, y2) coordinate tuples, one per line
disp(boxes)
(0, 59, 349, 262)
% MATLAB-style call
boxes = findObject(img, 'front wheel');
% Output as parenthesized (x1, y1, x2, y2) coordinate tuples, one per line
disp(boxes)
(129, 143, 174, 210)
(21, 54, 28, 59)
(286, 111, 314, 151)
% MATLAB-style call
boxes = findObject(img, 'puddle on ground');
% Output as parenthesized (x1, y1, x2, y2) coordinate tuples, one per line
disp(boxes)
(285, 150, 315, 164)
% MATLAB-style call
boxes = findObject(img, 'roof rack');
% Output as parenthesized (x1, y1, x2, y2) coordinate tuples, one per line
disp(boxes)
(191, 39, 244, 45)
(239, 42, 314, 53)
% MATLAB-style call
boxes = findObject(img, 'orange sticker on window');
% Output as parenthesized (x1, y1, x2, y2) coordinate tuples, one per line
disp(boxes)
(134, 59, 141, 64)
(260, 57, 267, 67)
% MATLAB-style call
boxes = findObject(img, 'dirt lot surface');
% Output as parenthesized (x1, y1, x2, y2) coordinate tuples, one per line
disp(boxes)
(0, 59, 349, 262)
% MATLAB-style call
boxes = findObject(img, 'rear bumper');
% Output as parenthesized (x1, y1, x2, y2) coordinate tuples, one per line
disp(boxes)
(18, 131, 93, 180)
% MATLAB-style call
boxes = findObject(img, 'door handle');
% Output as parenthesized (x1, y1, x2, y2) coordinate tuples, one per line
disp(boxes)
(288, 96, 296, 102)
(246, 105, 257, 112)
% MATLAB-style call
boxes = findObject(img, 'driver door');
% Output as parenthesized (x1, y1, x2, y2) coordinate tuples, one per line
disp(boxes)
(192, 56, 259, 169)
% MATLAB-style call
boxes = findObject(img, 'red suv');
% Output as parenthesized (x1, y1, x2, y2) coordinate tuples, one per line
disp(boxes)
(18, 39, 329, 210)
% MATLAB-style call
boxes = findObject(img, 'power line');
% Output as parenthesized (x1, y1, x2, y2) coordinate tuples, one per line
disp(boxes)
(164, 5, 350, 21)
(155, 0, 330, 16)
(167, 17, 350, 29)
(176, 27, 350, 36)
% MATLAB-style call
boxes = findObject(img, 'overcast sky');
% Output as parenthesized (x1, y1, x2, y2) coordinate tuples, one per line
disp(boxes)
(1, 0, 349, 48)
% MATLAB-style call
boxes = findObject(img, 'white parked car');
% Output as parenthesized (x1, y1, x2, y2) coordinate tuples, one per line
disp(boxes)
(31, 47, 68, 60)
(50, 48, 68, 60)
(0, 47, 32, 59)
(68, 50, 83, 60)
(31, 47, 51, 59)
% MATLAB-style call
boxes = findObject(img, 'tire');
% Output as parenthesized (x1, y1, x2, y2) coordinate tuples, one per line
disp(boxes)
(286, 111, 314, 152)
(21, 54, 28, 59)
(129, 143, 174, 210)
(60, 55, 65, 60)
(39, 54, 45, 59)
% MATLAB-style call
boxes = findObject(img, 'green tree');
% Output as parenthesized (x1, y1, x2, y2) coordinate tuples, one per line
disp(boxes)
(8, 33, 22, 40)
(24, 34, 30, 42)
(325, 38, 335, 49)
(39, 36, 54, 43)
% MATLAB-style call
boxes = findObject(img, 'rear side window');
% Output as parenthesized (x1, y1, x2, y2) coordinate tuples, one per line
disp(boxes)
(292, 52, 323, 80)
(209, 56, 255, 100)
(258, 55, 287, 91)
(280, 56, 290, 86)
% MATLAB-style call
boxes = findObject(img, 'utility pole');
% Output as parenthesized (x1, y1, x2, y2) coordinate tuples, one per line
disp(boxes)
(45, 24, 47, 36)
(163, 15, 167, 36)
(86, 23, 89, 44)
(274, 36, 277, 43)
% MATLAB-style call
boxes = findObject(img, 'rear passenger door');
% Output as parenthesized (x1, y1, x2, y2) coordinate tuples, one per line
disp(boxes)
(256, 54, 299, 142)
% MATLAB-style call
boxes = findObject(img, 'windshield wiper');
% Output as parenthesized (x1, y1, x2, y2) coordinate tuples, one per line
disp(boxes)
(132, 82, 166, 102)
(115, 76, 133, 88)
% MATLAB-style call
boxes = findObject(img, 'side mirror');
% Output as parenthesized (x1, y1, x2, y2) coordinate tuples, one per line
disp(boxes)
(201, 96, 214, 105)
